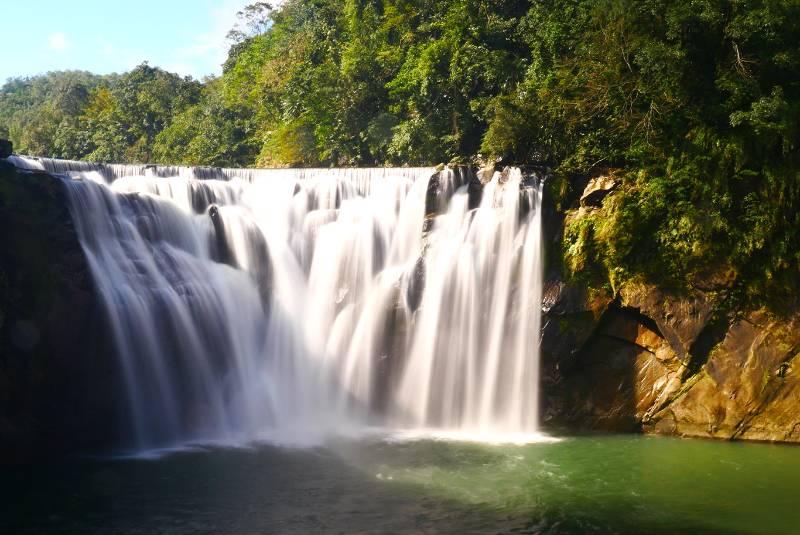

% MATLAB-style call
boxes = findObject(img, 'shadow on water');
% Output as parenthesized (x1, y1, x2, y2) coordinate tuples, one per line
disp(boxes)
(1, 434, 783, 534)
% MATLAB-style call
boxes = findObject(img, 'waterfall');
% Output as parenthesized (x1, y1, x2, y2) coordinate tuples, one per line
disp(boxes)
(395, 168, 544, 434)
(10, 156, 546, 447)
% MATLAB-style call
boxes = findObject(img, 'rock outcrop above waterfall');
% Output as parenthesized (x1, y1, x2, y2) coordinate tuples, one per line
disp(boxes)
(542, 173, 800, 444)
(0, 162, 120, 461)
(579, 174, 617, 207)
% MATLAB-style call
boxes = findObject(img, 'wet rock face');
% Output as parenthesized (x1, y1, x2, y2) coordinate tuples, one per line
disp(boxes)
(544, 299, 684, 432)
(646, 311, 800, 442)
(0, 164, 121, 461)
(425, 166, 484, 215)
(466, 170, 484, 210)
(405, 257, 425, 313)
(209, 204, 233, 266)
(542, 272, 800, 443)
(619, 283, 716, 362)
(0, 139, 12, 158)
(425, 171, 444, 217)
(540, 280, 612, 383)
(208, 204, 272, 308)
(542, 168, 800, 443)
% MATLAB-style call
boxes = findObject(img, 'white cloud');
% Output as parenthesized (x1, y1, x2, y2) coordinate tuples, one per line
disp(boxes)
(171, 0, 251, 77)
(172, 0, 286, 79)
(48, 32, 70, 52)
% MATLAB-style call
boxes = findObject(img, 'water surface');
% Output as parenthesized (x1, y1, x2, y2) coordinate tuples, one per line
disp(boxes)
(2, 434, 797, 534)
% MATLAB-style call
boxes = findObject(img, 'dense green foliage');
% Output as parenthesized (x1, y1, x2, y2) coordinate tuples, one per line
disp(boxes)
(544, 0, 800, 309)
(0, 65, 201, 163)
(1, 0, 798, 308)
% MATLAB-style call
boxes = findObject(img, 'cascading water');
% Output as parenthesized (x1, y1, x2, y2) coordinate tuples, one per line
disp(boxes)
(395, 168, 544, 435)
(11, 156, 546, 448)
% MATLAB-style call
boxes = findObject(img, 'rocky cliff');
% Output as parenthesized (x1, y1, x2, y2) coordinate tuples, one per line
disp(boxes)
(0, 154, 122, 461)
(540, 172, 800, 443)
(1, 155, 797, 457)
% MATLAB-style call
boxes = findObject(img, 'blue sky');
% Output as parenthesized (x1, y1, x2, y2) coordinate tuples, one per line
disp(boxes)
(0, 0, 257, 83)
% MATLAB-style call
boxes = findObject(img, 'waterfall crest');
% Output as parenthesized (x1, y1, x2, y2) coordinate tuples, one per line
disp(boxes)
(12, 156, 546, 447)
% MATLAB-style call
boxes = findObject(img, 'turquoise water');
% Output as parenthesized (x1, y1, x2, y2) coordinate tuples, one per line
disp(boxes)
(2, 434, 798, 533)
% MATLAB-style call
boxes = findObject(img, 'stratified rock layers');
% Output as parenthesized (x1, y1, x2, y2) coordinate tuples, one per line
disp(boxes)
(542, 174, 800, 443)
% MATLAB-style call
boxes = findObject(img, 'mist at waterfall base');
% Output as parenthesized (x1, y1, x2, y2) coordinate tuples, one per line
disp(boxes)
(8, 158, 800, 534)
(11, 156, 548, 451)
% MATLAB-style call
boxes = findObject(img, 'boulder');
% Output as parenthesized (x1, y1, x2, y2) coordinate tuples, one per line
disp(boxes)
(476, 162, 497, 185)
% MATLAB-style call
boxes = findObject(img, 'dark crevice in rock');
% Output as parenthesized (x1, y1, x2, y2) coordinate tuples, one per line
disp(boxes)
(466, 170, 483, 209)
(594, 333, 656, 356)
(613, 303, 665, 339)
(686, 312, 731, 376)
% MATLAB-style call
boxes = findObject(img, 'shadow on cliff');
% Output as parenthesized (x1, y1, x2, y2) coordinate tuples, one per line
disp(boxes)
(0, 161, 127, 462)
(541, 295, 647, 433)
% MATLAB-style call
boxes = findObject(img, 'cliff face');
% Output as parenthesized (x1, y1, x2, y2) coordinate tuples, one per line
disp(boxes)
(0, 159, 121, 461)
(541, 175, 800, 443)
(1, 157, 797, 456)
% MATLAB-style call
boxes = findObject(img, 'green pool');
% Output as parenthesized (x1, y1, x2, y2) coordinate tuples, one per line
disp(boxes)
(2, 434, 798, 533)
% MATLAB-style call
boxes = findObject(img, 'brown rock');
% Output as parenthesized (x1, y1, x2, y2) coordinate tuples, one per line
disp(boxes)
(476, 163, 497, 185)
(647, 310, 800, 442)
(544, 302, 685, 430)
(579, 174, 617, 207)
(546, 329, 682, 431)
(619, 282, 716, 362)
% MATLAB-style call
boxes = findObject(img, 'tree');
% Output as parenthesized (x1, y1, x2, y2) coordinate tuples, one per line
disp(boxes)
(227, 2, 274, 43)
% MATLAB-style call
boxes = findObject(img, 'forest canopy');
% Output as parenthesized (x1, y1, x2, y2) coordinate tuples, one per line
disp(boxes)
(2, 0, 799, 307)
